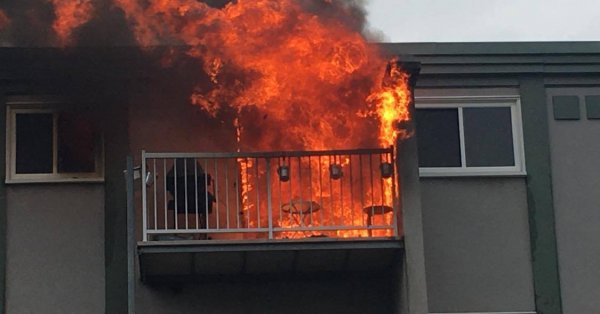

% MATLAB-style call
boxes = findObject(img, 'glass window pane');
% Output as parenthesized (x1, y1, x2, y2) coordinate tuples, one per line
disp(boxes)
(463, 107, 515, 167)
(416, 108, 461, 167)
(57, 113, 96, 173)
(15, 113, 53, 174)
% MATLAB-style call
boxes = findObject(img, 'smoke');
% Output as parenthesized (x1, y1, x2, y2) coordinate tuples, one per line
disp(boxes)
(0, 0, 53, 46)
(0, 0, 133, 46)
(298, 0, 368, 32)
(0, 0, 376, 47)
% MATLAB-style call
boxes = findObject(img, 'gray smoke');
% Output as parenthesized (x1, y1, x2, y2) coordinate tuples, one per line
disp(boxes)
(0, 0, 55, 46)
(0, 0, 134, 47)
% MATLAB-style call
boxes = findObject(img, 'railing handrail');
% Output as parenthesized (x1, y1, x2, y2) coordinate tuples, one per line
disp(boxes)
(143, 147, 393, 159)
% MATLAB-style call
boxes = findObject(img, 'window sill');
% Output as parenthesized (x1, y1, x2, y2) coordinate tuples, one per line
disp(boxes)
(5, 177, 105, 184)
(419, 169, 527, 178)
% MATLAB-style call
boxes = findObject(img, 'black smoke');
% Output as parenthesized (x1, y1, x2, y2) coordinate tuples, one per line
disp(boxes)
(0, 0, 376, 47)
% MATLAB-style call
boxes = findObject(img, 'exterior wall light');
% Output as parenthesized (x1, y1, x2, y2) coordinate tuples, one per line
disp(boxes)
(380, 162, 394, 178)
(329, 164, 343, 180)
(277, 165, 290, 182)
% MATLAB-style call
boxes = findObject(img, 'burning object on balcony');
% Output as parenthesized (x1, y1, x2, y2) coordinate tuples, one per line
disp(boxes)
(380, 162, 394, 178)
(329, 163, 343, 180)
(277, 164, 290, 182)
(165, 158, 215, 215)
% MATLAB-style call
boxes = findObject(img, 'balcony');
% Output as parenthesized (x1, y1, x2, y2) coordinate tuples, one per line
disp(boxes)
(131, 148, 404, 283)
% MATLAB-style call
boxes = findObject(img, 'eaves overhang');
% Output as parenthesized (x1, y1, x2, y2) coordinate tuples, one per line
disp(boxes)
(380, 41, 600, 76)
(138, 238, 404, 283)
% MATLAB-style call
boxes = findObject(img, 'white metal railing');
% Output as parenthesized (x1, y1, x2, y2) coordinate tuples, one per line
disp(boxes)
(140, 148, 399, 241)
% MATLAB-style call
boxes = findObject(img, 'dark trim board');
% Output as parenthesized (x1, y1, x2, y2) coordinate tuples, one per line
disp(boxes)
(519, 76, 563, 314)
(382, 41, 600, 56)
(138, 238, 404, 254)
(104, 90, 131, 314)
(0, 93, 7, 314)
(141, 268, 396, 285)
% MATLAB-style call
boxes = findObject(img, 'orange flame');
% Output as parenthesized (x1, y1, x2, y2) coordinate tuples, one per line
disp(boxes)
(368, 60, 412, 147)
(50, 0, 94, 46)
(112, 0, 411, 150)
(366, 61, 411, 219)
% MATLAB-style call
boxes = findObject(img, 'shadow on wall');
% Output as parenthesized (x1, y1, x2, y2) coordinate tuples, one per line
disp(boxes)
(137, 273, 396, 314)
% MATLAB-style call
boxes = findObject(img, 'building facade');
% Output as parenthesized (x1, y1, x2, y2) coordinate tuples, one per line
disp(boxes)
(0, 42, 598, 314)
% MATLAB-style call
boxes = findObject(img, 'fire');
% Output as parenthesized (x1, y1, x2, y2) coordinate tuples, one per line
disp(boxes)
(368, 60, 412, 147)
(109, 0, 412, 238)
(49, 0, 94, 46)
(110, 0, 411, 150)
(366, 60, 411, 219)
(238, 157, 253, 228)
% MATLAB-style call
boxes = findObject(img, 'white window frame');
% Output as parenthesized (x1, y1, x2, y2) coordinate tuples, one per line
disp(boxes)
(5, 99, 104, 183)
(415, 95, 526, 177)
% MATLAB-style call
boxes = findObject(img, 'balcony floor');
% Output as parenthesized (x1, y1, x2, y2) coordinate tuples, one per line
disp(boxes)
(138, 238, 404, 283)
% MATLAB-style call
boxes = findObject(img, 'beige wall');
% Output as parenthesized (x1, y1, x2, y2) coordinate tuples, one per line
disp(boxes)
(6, 185, 105, 314)
(547, 87, 600, 314)
(420, 177, 535, 313)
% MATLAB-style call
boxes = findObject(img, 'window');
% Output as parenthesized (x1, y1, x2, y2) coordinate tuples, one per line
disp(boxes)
(6, 100, 104, 183)
(415, 96, 525, 177)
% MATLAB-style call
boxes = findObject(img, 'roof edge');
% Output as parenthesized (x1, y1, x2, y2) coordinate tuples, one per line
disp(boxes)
(378, 41, 600, 55)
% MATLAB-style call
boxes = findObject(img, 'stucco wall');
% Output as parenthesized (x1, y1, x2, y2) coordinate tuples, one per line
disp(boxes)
(5, 184, 105, 314)
(547, 87, 600, 314)
(420, 177, 535, 313)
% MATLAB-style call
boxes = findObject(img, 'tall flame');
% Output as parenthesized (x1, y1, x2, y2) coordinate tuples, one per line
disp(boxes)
(110, 0, 412, 238)
(368, 60, 412, 147)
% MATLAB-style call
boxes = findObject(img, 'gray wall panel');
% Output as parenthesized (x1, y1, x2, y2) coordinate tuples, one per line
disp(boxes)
(547, 87, 600, 314)
(420, 177, 535, 313)
(6, 185, 105, 314)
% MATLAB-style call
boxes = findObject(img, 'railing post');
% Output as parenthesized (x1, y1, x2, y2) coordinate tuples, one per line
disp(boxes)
(395, 60, 429, 314)
(390, 146, 399, 238)
(141, 150, 148, 242)
(125, 156, 135, 314)
(266, 158, 273, 239)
